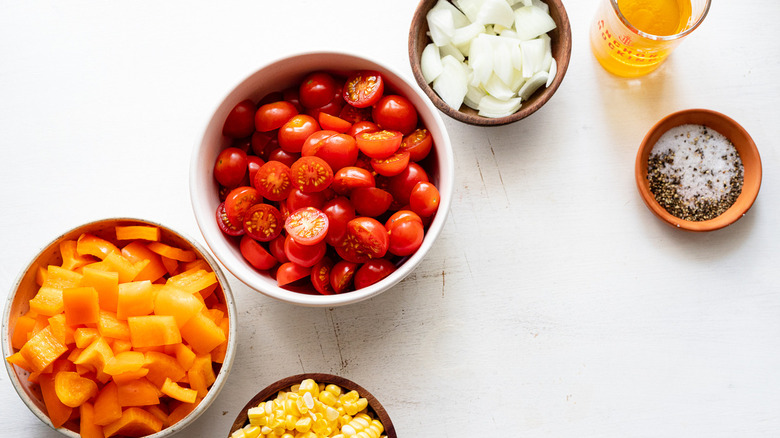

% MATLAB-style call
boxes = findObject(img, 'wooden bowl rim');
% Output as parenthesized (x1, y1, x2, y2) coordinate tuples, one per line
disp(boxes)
(634, 109, 762, 231)
(408, 0, 573, 126)
(228, 373, 396, 438)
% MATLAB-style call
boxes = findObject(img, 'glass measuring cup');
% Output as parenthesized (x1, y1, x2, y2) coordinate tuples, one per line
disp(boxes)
(590, 0, 711, 77)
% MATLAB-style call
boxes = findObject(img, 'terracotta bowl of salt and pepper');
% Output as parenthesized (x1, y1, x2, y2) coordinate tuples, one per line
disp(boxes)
(635, 109, 762, 232)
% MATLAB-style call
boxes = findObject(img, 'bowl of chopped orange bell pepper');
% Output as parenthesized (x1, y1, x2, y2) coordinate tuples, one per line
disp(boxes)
(2, 217, 237, 438)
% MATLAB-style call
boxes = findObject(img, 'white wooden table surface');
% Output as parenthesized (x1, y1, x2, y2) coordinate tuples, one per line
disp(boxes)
(1, 1, 778, 436)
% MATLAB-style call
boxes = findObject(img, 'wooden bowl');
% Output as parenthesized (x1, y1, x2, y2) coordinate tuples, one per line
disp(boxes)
(2, 217, 237, 437)
(229, 373, 396, 438)
(635, 109, 762, 231)
(408, 0, 572, 126)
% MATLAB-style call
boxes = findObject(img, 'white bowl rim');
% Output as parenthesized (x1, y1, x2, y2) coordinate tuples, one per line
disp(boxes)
(190, 50, 455, 307)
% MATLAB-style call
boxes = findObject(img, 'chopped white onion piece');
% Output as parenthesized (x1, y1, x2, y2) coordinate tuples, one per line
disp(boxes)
(484, 73, 515, 101)
(475, 0, 515, 27)
(518, 70, 548, 100)
(431, 0, 471, 28)
(507, 68, 526, 93)
(468, 34, 494, 86)
(433, 55, 470, 110)
(427, 7, 456, 46)
(440, 43, 466, 62)
(520, 38, 546, 78)
(513, 6, 556, 41)
(491, 37, 515, 85)
(531, 0, 550, 14)
(453, 0, 485, 23)
(451, 21, 487, 53)
(421, 43, 443, 83)
(464, 84, 487, 110)
(545, 58, 557, 87)
(478, 95, 522, 118)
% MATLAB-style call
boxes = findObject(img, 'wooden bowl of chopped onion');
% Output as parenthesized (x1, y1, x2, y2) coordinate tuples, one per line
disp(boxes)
(635, 109, 762, 232)
(228, 373, 396, 438)
(408, 0, 572, 126)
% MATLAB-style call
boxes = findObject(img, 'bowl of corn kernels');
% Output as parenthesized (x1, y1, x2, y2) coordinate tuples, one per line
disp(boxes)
(228, 373, 395, 438)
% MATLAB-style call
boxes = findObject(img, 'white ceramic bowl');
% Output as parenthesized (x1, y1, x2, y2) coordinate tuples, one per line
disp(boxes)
(190, 51, 454, 307)
(2, 217, 237, 438)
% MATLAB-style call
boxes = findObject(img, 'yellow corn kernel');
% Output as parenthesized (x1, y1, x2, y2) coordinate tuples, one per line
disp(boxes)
(338, 414, 352, 427)
(244, 426, 263, 438)
(355, 398, 368, 412)
(248, 407, 267, 426)
(331, 435, 346, 438)
(340, 390, 359, 404)
(281, 434, 294, 438)
(294, 416, 312, 433)
(312, 417, 329, 434)
(325, 384, 342, 398)
(370, 419, 384, 435)
(298, 378, 319, 396)
(344, 402, 359, 416)
(261, 426, 273, 435)
(325, 406, 340, 422)
(318, 390, 338, 406)
(285, 414, 298, 430)
(355, 432, 371, 438)
(231, 428, 247, 438)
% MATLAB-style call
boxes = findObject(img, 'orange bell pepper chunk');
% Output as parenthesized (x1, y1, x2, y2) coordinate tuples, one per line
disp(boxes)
(63, 286, 100, 326)
(153, 285, 204, 328)
(54, 370, 99, 408)
(20, 326, 68, 373)
(180, 311, 225, 355)
(167, 397, 201, 426)
(60, 240, 95, 271)
(97, 311, 130, 341)
(80, 267, 119, 313)
(93, 381, 122, 426)
(103, 351, 145, 376)
(6, 351, 33, 372)
(170, 343, 196, 370)
(104, 406, 163, 438)
(187, 354, 216, 398)
(121, 241, 167, 283)
(166, 268, 217, 295)
(74, 328, 100, 349)
(161, 377, 197, 404)
(29, 287, 65, 317)
(127, 315, 181, 349)
(144, 404, 170, 429)
(79, 402, 104, 438)
(47, 314, 76, 346)
(43, 265, 84, 289)
(144, 351, 185, 388)
(111, 367, 150, 385)
(11, 313, 38, 350)
(39, 372, 74, 428)
(77, 233, 120, 260)
(147, 242, 196, 263)
(73, 336, 114, 372)
(211, 318, 230, 364)
(36, 265, 48, 287)
(116, 377, 161, 407)
(116, 280, 156, 320)
(115, 225, 160, 242)
(104, 252, 149, 284)
(160, 255, 179, 276)
(110, 339, 133, 355)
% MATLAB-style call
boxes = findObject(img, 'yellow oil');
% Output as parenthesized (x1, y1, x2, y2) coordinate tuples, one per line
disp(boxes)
(591, 0, 693, 77)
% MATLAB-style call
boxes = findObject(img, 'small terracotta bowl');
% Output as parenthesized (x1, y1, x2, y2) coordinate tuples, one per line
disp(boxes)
(408, 0, 572, 126)
(229, 373, 395, 438)
(2, 217, 237, 437)
(635, 109, 762, 231)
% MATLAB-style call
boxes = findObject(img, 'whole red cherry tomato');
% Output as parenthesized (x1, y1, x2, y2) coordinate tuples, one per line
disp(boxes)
(322, 196, 356, 247)
(409, 181, 440, 217)
(372, 95, 418, 135)
(299, 72, 338, 109)
(214, 147, 248, 188)
(255, 101, 298, 132)
(278, 114, 320, 153)
(354, 259, 396, 289)
(223, 100, 256, 138)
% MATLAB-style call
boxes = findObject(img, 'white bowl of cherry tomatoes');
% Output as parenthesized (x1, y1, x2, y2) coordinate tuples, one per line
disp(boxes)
(190, 52, 454, 307)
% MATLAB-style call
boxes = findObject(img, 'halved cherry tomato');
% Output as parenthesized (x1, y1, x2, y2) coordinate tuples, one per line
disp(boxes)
(350, 187, 393, 218)
(347, 121, 379, 137)
(290, 156, 333, 193)
(301, 132, 358, 171)
(387, 162, 429, 205)
(399, 128, 433, 162)
(223, 100, 256, 138)
(269, 234, 289, 264)
(240, 235, 277, 270)
(276, 262, 311, 287)
(354, 259, 396, 289)
(338, 105, 372, 124)
(253, 161, 293, 201)
(299, 71, 338, 109)
(284, 235, 326, 267)
(370, 150, 410, 177)
(311, 257, 335, 295)
(214, 147, 248, 188)
(331, 167, 375, 194)
(224, 186, 261, 226)
(322, 196, 356, 247)
(409, 181, 440, 217)
(284, 207, 329, 246)
(286, 188, 328, 212)
(255, 101, 298, 132)
(267, 148, 298, 168)
(216, 202, 244, 237)
(243, 203, 284, 242)
(278, 114, 320, 153)
(247, 156, 264, 184)
(318, 112, 352, 133)
(355, 130, 403, 159)
(387, 218, 424, 257)
(330, 260, 359, 294)
(343, 71, 384, 108)
(372, 95, 418, 135)
(336, 217, 389, 263)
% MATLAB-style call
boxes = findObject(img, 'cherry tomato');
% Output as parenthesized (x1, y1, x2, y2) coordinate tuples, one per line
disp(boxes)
(214, 147, 248, 188)
(239, 235, 277, 270)
(347, 121, 379, 137)
(399, 128, 433, 162)
(246, 156, 264, 184)
(278, 114, 320, 153)
(311, 257, 335, 295)
(338, 104, 372, 124)
(224, 186, 261, 226)
(370, 151, 410, 177)
(409, 181, 440, 217)
(343, 71, 384, 108)
(216, 202, 244, 237)
(322, 196, 356, 247)
(354, 259, 396, 289)
(330, 260, 358, 294)
(282, 87, 304, 112)
(318, 112, 352, 133)
(284, 207, 329, 246)
(299, 72, 338, 109)
(290, 156, 333, 193)
(286, 188, 328, 212)
(372, 95, 418, 135)
(267, 148, 298, 168)
(385, 210, 423, 231)
(253, 161, 293, 201)
(355, 130, 403, 159)
(284, 235, 326, 268)
(387, 219, 424, 257)
(276, 262, 311, 287)
(350, 187, 393, 217)
(306, 95, 344, 119)
(255, 101, 298, 132)
(243, 203, 283, 242)
(336, 217, 389, 263)
(301, 132, 358, 171)
(331, 166, 375, 194)
(230, 136, 252, 153)
(387, 162, 429, 205)
(223, 100, 256, 138)
(269, 234, 289, 264)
